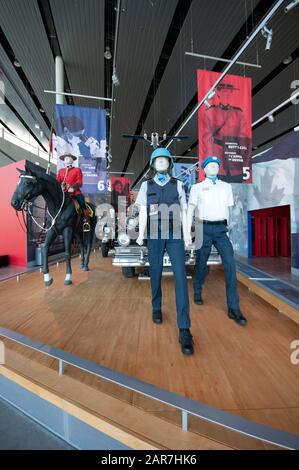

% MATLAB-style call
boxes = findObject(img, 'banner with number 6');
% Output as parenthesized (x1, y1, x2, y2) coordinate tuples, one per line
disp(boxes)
(54, 104, 108, 194)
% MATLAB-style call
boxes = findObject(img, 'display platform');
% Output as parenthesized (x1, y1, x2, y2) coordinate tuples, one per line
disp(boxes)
(0, 266, 28, 283)
(0, 252, 299, 446)
(238, 256, 299, 290)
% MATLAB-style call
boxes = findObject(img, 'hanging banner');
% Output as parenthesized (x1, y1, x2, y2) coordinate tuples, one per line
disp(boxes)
(197, 69, 252, 184)
(110, 176, 131, 212)
(172, 162, 196, 200)
(53, 104, 107, 194)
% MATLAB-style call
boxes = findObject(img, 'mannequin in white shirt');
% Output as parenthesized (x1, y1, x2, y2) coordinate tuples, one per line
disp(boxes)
(186, 160, 223, 239)
(187, 156, 247, 326)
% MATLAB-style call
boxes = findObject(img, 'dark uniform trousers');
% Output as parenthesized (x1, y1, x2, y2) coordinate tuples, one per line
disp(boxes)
(146, 178, 190, 329)
(193, 223, 240, 309)
(147, 228, 190, 329)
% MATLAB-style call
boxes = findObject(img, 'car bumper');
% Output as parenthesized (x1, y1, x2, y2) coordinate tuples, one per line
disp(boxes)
(112, 246, 221, 267)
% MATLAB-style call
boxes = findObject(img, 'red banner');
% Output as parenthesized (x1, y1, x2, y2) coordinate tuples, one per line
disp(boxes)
(110, 176, 131, 212)
(197, 69, 252, 183)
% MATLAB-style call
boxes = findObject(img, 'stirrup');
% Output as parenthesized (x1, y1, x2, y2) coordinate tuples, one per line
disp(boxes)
(83, 221, 91, 232)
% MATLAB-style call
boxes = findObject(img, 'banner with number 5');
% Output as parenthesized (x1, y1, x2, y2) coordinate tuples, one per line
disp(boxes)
(54, 104, 108, 194)
(197, 69, 252, 184)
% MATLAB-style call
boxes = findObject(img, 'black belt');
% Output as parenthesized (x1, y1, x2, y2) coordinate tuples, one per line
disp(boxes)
(202, 219, 227, 225)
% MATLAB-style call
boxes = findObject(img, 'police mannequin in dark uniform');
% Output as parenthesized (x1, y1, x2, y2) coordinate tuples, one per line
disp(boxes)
(135, 148, 194, 355)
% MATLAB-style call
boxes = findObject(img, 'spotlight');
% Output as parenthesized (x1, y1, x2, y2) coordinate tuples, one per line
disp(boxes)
(35, 123, 40, 129)
(285, 0, 299, 13)
(283, 56, 293, 65)
(261, 25, 273, 51)
(39, 108, 45, 113)
(112, 69, 120, 86)
(104, 46, 112, 60)
(268, 114, 274, 123)
(13, 60, 21, 68)
(294, 125, 299, 132)
(204, 99, 211, 109)
(40, 130, 44, 138)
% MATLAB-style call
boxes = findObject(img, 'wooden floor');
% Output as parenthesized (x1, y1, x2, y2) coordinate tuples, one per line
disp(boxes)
(0, 252, 299, 440)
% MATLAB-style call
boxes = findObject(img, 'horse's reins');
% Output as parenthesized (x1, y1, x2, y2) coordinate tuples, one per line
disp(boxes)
(15, 209, 28, 233)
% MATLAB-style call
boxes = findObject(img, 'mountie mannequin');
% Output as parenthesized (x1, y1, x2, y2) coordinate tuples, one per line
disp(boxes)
(135, 147, 194, 355)
(187, 156, 247, 326)
(57, 153, 91, 232)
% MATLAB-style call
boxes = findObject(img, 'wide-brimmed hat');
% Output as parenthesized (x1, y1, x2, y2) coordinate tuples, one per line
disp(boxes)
(59, 153, 77, 161)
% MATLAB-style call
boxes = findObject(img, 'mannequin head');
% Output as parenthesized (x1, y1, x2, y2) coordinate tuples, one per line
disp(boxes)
(150, 147, 173, 174)
(201, 156, 221, 177)
(60, 153, 77, 167)
(154, 157, 170, 173)
(64, 156, 74, 167)
(204, 161, 219, 177)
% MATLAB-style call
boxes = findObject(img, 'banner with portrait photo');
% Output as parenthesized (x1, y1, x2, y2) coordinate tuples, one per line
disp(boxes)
(53, 104, 107, 194)
(172, 162, 196, 200)
(197, 69, 252, 184)
(110, 176, 131, 213)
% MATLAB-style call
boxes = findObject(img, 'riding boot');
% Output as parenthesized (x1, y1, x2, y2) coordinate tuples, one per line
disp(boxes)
(83, 208, 91, 232)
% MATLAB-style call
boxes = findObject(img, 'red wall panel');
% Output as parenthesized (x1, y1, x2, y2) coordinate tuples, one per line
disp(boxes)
(0, 160, 27, 266)
(250, 205, 291, 258)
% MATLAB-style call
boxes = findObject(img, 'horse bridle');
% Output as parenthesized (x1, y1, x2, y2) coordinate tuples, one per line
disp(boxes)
(17, 174, 65, 232)
(19, 175, 38, 209)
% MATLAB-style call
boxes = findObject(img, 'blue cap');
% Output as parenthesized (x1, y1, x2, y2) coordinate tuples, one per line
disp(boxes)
(201, 156, 221, 169)
(150, 147, 172, 167)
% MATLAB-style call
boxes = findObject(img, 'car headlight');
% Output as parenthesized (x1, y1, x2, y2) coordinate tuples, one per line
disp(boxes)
(127, 217, 136, 227)
(118, 232, 130, 247)
(104, 226, 111, 233)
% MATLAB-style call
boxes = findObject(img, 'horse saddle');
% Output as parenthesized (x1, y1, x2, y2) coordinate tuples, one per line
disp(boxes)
(72, 200, 93, 232)
(72, 200, 94, 218)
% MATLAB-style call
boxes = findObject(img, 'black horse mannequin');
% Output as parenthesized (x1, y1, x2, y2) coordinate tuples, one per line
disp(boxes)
(11, 166, 96, 286)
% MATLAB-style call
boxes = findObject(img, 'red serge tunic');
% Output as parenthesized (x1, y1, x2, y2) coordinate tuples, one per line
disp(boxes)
(56, 167, 83, 196)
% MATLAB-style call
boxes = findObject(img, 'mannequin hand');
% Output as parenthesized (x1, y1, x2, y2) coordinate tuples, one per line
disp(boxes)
(136, 236, 144, 246)
(184, 235, 192, 248)
(68, 187, 75, 193)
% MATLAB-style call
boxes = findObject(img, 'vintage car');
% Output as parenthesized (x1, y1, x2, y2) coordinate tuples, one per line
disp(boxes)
(95, 207, 117, 257)
(112, 205, 221, 278)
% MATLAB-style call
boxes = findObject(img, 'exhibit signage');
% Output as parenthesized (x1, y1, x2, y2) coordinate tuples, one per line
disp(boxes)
(53, 104, 107, 194)
(197, 69, 252, 184)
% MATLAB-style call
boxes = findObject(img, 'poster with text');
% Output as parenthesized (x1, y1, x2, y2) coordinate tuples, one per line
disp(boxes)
(53, 104, 107, 194)
(197, 69, 252, 184)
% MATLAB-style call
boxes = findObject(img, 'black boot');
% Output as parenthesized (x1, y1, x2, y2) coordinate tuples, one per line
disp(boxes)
(179, 329, 194, 355)
(194, 292, 203, 305)
(152, 310, 162, 324)
(228, 308, 247, 326)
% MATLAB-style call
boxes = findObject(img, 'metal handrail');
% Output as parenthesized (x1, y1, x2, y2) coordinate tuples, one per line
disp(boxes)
(0, 326, 298, 450)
